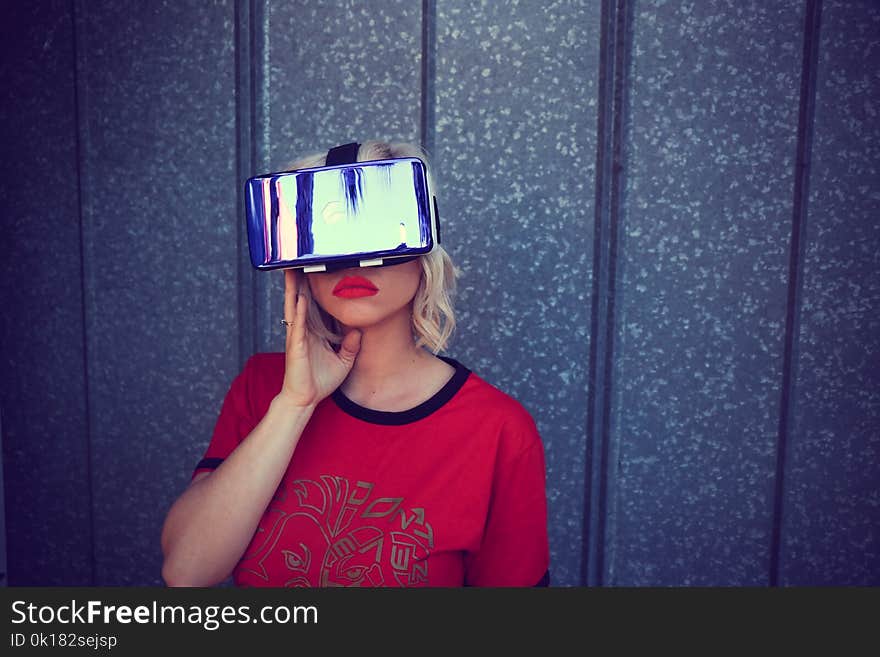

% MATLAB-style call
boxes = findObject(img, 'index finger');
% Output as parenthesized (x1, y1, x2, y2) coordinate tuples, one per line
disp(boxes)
(283, 268, 300, 321)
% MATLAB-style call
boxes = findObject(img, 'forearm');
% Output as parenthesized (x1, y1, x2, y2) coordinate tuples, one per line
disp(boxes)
(160, 396, 314, 586)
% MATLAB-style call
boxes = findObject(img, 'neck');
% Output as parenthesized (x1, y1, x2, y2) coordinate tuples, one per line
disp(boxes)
(341, 306, 429, 392)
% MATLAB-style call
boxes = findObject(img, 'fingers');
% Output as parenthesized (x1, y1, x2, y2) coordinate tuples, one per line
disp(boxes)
(337, 329, 362, 367)
(291, 281, 308, 350)
(283, 268, 298, 322)
(283, 269, 306, 353)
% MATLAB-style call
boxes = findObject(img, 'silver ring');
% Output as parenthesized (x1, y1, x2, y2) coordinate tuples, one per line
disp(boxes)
(280, 319, 295, 327)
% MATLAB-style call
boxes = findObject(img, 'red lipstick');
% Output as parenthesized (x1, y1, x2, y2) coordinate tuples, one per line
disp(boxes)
(332, 275, 379, 299)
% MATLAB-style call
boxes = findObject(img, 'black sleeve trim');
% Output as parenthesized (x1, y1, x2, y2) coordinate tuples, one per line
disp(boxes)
(194, 457, 224, 473)
(534, 570, 550, 587)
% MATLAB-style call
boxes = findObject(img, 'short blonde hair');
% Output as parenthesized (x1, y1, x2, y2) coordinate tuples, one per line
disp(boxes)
(285, 140, 459, 354)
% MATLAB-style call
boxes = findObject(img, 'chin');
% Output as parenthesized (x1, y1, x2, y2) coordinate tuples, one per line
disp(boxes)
(324, 306, 387, 329)
(323, 301, 411, 331)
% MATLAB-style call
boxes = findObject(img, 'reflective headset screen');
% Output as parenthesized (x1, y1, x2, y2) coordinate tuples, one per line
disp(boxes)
(244, 142, 439, 272)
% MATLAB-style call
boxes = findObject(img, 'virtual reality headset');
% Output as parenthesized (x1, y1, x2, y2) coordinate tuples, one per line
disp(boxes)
(245, 142, 440, 272)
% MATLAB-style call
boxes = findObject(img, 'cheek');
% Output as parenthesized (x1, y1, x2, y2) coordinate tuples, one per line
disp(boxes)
(402, 272, 422, 302)
(305, 274, 334, 305)
(382, 264, 422, 305)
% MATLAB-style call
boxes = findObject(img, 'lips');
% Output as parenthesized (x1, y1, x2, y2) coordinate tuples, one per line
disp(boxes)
(332, 275, 379, 299)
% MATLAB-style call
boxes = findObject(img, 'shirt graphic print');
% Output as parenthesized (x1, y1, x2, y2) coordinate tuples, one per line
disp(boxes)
(237, 475, 433, 587)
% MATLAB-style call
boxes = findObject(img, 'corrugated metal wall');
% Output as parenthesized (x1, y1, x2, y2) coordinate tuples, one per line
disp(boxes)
(1, 0, 877, 587)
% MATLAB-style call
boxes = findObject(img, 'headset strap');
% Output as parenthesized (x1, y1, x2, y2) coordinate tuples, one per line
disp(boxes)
(325, 142, 361, 165)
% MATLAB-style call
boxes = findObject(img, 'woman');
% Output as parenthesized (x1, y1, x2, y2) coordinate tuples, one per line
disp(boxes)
(161, 140, 549, 587)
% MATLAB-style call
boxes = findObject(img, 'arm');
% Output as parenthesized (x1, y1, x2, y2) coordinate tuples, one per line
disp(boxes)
(160, 397, 315, 587)
(160, 270, 362, 587)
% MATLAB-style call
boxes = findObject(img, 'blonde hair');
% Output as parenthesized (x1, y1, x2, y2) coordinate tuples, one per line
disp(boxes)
(285, 140, 459, 354)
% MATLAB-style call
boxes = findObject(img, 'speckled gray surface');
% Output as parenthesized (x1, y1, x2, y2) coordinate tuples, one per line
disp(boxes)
(253, 0, 423, 353)
(435, 0, 599, 586)
(0, 1, 93, 585)
(781, 0, 880, 586)
(75, 1, 238, 585)
(610, 0, 803, 585)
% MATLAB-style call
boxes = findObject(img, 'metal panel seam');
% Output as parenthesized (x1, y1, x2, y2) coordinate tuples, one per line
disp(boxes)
(583, 0, 632, 587)
(420, 0, 436, 158)
(770, 0, 824, 587)
(71, 0, 96, 586)
(236, 0, 257, 367)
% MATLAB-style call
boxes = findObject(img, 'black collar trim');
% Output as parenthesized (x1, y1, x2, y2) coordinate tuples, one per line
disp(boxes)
(331, 356, 471, 425)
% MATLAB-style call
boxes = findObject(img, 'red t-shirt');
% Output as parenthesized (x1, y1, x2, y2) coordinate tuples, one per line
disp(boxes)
(193, 353, 550, 587)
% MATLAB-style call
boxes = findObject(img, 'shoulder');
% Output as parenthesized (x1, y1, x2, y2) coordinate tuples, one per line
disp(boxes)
(448, 361, 542, 456)
(243, 351, 285, 375)
(230, 352, 285, 409)
(460, 371, 535, 426)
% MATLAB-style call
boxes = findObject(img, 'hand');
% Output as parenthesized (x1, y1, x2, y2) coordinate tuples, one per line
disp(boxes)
(276, 269, 362, 408)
